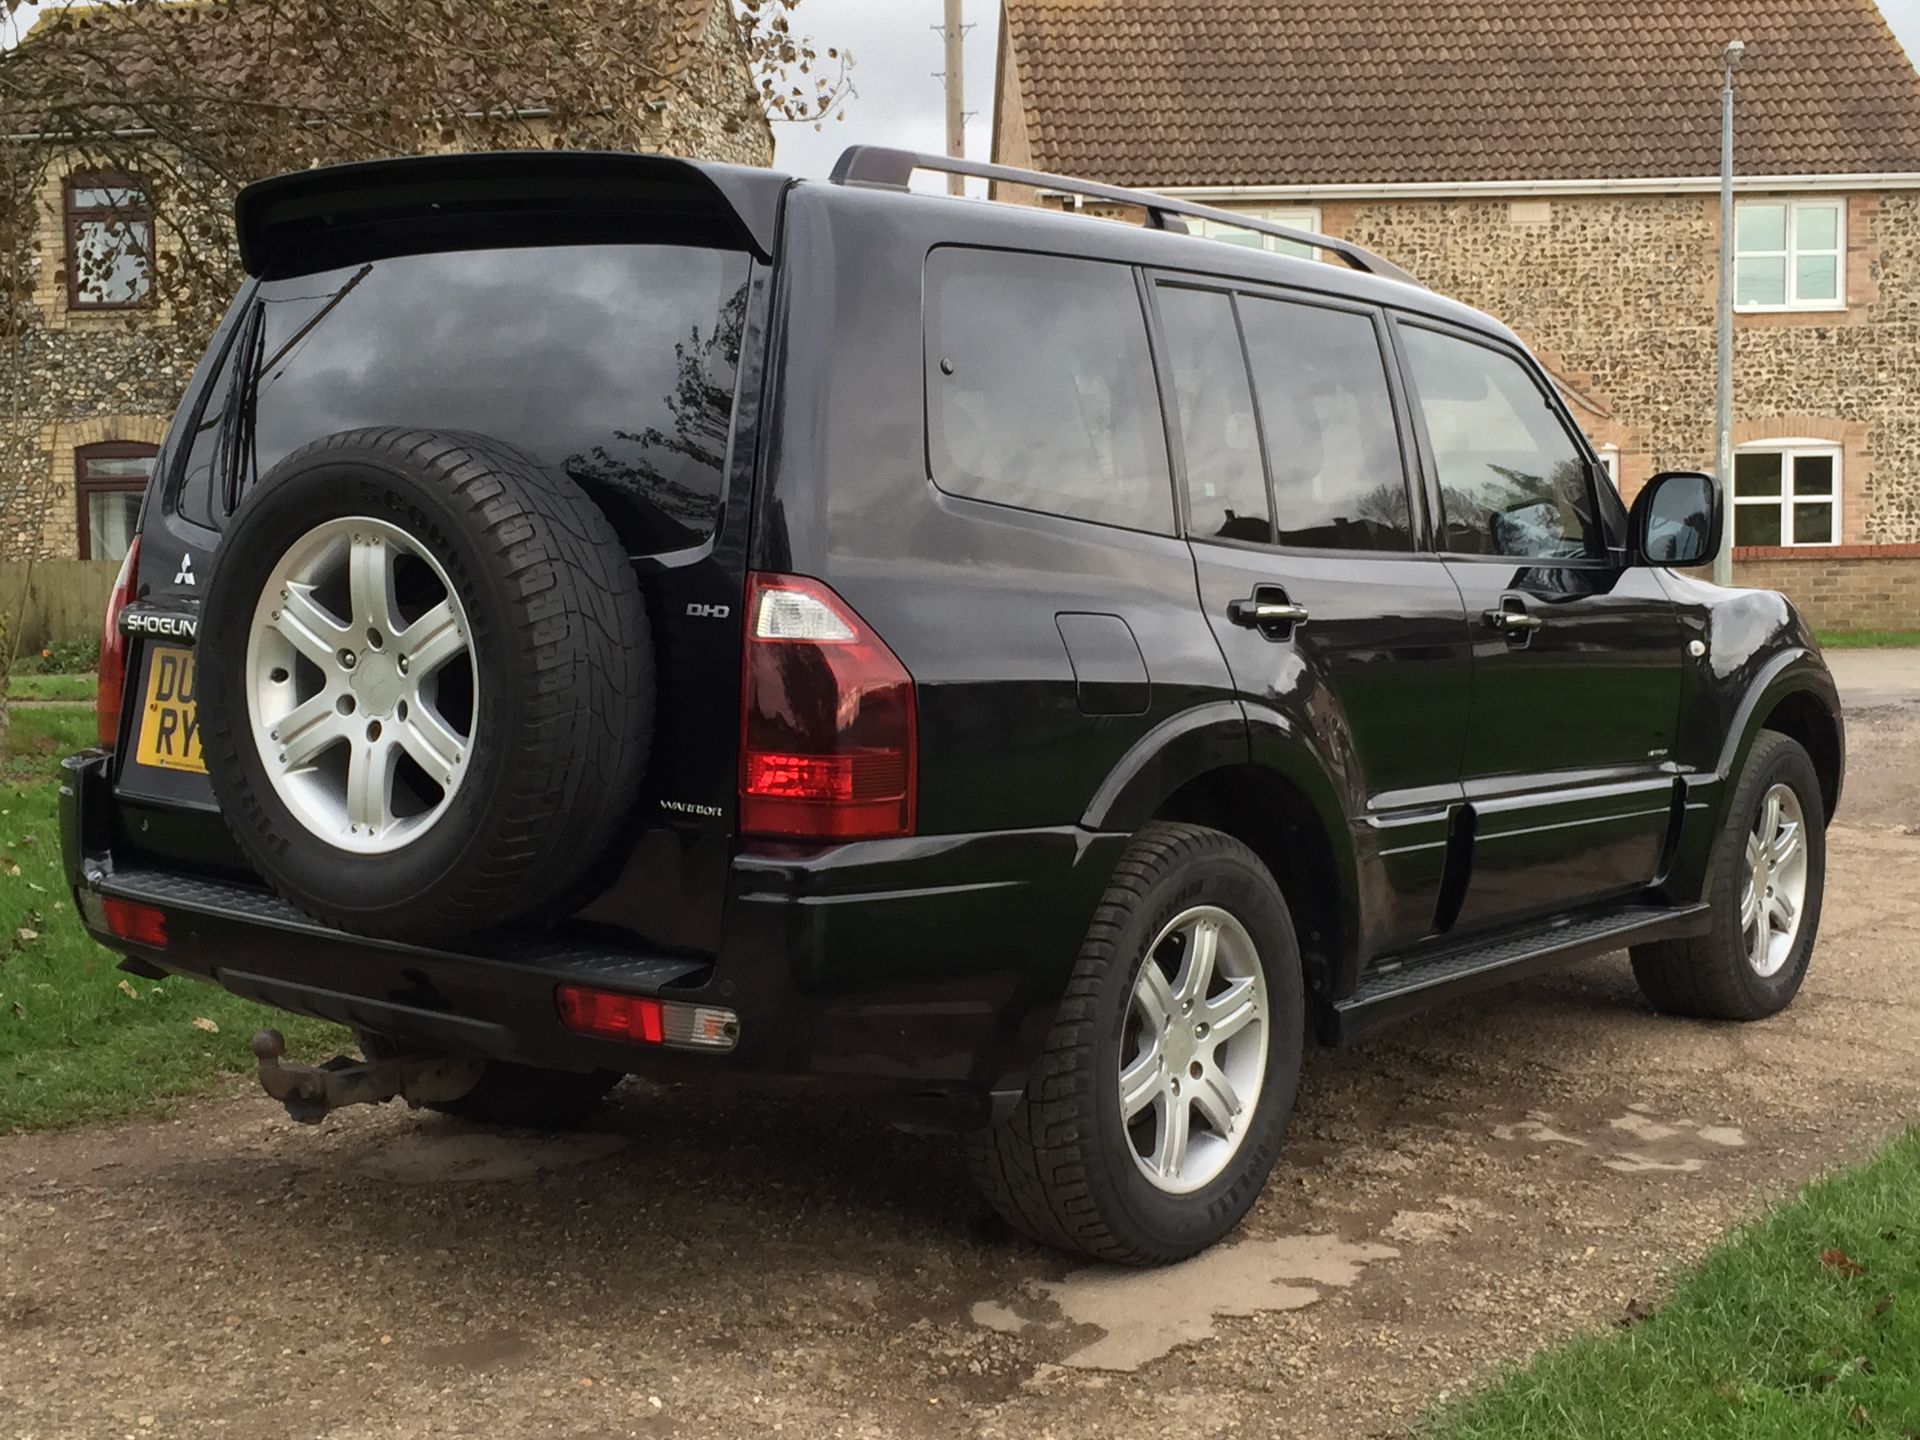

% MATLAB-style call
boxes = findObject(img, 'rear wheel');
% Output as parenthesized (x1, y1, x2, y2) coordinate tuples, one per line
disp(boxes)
(1631, 731, 1826, 1020)
(966, 823, 1305, 1265)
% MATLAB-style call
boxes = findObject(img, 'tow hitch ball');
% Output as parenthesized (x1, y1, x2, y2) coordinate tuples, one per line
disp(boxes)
(251, 1029, 486, 1125)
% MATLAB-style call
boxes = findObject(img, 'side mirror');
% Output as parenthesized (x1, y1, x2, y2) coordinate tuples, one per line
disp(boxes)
(1632, 471, 1722, 568)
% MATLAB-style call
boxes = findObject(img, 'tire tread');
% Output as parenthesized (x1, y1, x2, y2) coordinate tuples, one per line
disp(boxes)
(1631, 732, 1821, 1021)
(202, 428, 652, 941)
(965, 822, 1279, 1266)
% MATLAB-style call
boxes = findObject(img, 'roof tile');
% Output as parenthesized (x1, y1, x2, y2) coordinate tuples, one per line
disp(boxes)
(1002, 0, 1920, 184)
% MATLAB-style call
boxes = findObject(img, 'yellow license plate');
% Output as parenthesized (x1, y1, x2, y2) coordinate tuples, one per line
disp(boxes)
(134, 645, 205, 774)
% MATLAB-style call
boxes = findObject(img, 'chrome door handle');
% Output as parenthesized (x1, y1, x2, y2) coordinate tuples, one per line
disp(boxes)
(1483, 608, 1543, 633)
(1229, 597, 1310, 630)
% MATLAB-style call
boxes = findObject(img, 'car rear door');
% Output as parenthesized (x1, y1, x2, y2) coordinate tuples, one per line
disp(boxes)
(1150, 276, 1473, 960)
(116, 211, 772, 957)
(1392, 317, 1687, 931)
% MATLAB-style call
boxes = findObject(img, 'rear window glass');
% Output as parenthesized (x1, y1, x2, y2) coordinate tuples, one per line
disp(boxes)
(186, 243, 751, 551)
(1239, 296, 1414, 552)
(925, 248, 1172, 534)
(1155, 285, 1272, 544)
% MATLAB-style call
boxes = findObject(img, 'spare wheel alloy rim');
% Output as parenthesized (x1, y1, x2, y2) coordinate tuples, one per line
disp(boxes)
(1120, 904, 1270, 1195)
(245, 515, 480, 856)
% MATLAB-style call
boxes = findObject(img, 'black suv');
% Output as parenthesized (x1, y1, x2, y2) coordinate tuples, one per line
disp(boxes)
(63, 147, 1844, 1265)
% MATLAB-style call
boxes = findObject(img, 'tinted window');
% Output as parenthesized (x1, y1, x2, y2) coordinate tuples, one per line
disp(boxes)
(239, 243, 749, 550)
(173, 312, 255, 532)
(1240, 297, 1412, 551)
(1400, 325, 1602, 559)
(1156, 286, 1271, 544)
(926, 248, 1172, 534)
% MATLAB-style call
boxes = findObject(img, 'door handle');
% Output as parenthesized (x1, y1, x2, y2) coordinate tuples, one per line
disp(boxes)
(1228, 595, 1310, 632)
(1482, 607, 1544, 636)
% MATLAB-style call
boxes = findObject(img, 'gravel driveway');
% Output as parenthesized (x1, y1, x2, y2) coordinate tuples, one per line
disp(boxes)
(6, 703, 1919, 1440)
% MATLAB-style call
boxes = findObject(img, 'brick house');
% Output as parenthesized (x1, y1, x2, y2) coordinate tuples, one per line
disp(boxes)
(2, 0, 772, 564)
(994, 0, 1920, 631)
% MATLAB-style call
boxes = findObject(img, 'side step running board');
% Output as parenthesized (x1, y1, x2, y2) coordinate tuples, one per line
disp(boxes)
(1323, 903, 1711, 1047)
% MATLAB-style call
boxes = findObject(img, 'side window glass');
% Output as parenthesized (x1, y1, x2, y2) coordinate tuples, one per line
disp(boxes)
(1400, 325, 1604, 560)
(926, 249, 1173, 534)
(1155, 286, 1271, 543)
(1239, 297, 1414, 551)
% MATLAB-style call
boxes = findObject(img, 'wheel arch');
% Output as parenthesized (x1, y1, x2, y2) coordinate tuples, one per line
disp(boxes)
(1759, 688, 1843, 823)
(1078, 702, 1360, 1004)
(1148, 764, 1356, 1004)
(1715, 650, 1846, 826)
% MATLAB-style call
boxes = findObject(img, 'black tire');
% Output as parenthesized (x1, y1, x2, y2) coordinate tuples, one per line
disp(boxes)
(966, 822, 1306, 1266)
(1631, 732, 1826, 1021)
(357, 1033, 620, 1129)
(199, 428, 652, 941)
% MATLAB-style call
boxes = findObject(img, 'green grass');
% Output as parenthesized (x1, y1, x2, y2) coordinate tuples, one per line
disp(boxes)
(9, 672, 96, 703)
(1430, 1130, 1920, 1439)
(0, 705, 341, 1131)
(1816, 629, 1920, 650)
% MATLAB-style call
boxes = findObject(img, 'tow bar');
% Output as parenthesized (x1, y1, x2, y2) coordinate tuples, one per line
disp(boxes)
(251, 1028, 486, 1124)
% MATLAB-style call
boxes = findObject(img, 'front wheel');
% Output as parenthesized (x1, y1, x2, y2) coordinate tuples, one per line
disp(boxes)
(966, 823, 1305, 1265)
(1631, 731, 1826, 1020)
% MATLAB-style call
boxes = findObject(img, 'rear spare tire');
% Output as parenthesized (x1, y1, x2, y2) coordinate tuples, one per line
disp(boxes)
(199, 428, 652, 941)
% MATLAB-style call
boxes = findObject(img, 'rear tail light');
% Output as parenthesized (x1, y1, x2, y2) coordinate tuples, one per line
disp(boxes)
(96, 536, 141, 747)
(556, 985, 738, 1051)
(102, 897, 167, 949)
(558, 985, 663, 1044)
(739, 572, 916, 840)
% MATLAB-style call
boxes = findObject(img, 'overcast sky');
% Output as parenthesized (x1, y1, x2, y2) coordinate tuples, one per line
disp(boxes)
(773, 0, 1002, 188)
(7, 0, 1920, 184)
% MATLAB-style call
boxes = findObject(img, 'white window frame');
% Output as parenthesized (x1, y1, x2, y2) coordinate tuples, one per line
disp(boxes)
(1732, 438, 1842, 549)
(1193, 206, 1323, 260)
(1734, 198, 1846, 313)
(1597, 444, 1621, 486)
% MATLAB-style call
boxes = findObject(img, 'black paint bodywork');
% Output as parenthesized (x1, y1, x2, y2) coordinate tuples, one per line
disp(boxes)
(64, 152, 1846, 1118)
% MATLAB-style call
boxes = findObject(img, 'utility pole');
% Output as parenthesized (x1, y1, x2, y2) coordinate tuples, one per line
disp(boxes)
(1714, 39, 1746, 586)
(942, 0, 966, 195)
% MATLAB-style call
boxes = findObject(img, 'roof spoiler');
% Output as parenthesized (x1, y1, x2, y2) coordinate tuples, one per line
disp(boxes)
(235, 151, 785, 275)
(830, 145, 1421, 289)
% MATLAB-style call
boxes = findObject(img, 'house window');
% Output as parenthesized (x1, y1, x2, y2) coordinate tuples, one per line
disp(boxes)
(1732, 441, 1840, 548)
(1193, 206, 1323, 259)
(1597, 445, 1621, 486)
(65, 174, 154, 310)
(1734, 199, 1844, 311)
(76, 442, 155, 560)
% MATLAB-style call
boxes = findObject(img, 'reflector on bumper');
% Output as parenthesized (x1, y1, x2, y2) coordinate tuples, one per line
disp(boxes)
(102, 897, 167, 949)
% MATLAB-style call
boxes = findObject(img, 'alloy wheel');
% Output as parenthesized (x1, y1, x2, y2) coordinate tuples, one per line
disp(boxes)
(1120, 905, 1269, 1194)
(1741, 781, 1809, 979)
(245, 516, 478, 854)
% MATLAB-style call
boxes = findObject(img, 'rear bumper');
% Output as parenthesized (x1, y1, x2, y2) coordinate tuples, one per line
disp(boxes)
(62, 752, 1124, 1108)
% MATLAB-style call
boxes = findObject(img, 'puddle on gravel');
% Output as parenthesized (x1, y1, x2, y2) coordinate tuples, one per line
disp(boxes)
(973, 1234, 1397, 1371)
(1492, 1105, 1747, 1176)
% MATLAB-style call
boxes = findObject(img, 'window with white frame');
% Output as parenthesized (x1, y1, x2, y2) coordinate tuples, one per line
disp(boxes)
(1192, 206, 1322, 260)
(1597, 444, 1621, 486)
(1734, 199, 1844, 311)
(1732, 440, 1841, 547)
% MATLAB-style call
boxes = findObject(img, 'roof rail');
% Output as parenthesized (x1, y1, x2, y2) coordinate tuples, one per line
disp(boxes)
(828, 146, 1421, 289)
